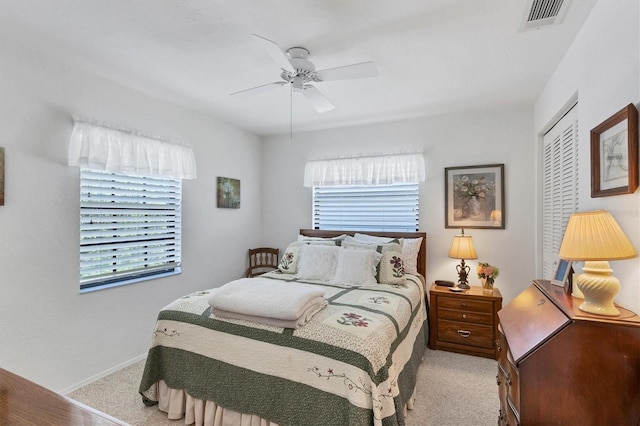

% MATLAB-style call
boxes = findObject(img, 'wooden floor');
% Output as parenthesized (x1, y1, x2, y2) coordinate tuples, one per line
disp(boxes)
(0, 368, 127, 425)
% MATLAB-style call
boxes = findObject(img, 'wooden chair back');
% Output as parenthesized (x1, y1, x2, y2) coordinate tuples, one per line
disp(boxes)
(245, 247, 280, 277)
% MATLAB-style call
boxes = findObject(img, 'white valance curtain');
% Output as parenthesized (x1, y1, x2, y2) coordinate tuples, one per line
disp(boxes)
(68, 121, 197, 180)
(303, 153, 425, 187)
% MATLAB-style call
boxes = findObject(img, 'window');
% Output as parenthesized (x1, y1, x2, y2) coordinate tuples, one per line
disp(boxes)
(312, 183, 419, 232)
(79, 169, 182, 291)
(542, 104, 579, 279)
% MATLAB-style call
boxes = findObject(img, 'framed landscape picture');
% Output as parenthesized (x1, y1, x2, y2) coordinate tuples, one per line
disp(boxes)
(445, 164, 505, 229)
(217, 177, 240, 208)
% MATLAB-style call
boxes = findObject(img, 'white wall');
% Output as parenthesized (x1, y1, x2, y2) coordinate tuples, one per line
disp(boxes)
(4, 0, 637, 396)
(0, 41, 263, 392)
(534, 0, 640, 314)
(261, 107, 535, 306)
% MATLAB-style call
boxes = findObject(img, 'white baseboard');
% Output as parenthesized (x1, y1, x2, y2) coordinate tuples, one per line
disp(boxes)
(60, 353, 147, 395)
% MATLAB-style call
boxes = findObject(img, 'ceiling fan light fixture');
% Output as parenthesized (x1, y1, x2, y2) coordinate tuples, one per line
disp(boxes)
(231, 34, 377, 114)
(291, 76, 305, 92)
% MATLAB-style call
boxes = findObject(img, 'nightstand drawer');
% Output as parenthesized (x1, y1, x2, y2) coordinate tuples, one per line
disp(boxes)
(438, 308, 494, 325)
(437, 319, 494, 349)
(438, 296, 493, 313)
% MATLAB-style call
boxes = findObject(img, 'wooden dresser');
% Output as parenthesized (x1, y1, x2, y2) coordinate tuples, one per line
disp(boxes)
(428, 284, 502, 359)
(0, 367, 127, 425)
(497, 280, 640, 426)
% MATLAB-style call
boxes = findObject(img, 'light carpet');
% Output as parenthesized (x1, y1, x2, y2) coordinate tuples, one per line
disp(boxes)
(68, 348, 499, 425)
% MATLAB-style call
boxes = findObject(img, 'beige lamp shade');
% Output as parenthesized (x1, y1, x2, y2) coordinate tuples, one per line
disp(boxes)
(558, 210, 636, 260)
(558, 210, 636, 316)
(448, 234, 478, 260)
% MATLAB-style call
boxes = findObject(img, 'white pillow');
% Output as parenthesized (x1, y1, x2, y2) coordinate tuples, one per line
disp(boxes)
(279, 240, 338, 274)
(295, 244, 339, 281)
(297, 234, 347, 243)
(352, 233, 395, 244)
(402, 237, 423, 275)
(342, 240, 406, 286)
(332, 248, 382, 286)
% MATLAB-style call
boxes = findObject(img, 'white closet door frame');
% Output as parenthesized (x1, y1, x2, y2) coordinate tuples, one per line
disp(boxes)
(541, 104, 579, 279)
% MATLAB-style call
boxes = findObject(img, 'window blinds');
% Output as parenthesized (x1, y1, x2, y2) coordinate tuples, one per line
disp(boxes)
(312, 183, 419, 232)
(80, 169, 182, 289)
(542, 105, 579, 279)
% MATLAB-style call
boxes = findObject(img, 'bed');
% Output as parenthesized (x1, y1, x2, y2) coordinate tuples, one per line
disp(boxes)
(139, 229, 428, 426)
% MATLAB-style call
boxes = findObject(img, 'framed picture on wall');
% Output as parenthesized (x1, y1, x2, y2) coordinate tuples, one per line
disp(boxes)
(445, 164, 505, 229)
(590, 103, 639, 197)
(0, 147, 4, 206)
(217, 177, 240, 208)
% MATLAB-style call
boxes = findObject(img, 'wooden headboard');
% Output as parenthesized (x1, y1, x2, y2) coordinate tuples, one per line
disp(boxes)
(299, 229, 427, 278)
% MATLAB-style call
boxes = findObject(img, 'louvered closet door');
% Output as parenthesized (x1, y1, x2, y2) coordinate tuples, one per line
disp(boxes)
(542, 104, 579, 279)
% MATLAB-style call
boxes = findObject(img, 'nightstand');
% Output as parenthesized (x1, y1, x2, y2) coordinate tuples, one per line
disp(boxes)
(428, 283, 502, 359)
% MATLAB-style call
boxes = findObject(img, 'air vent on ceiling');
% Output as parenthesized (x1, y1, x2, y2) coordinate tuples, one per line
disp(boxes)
(520, 0, 571, 31)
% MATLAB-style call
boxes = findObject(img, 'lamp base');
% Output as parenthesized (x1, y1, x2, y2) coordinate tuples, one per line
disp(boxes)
(455, 259, 471, 289)
(575, 261, 620, 317)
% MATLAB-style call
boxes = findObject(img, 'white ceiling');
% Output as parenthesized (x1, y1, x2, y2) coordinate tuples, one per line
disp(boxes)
(0, 0, 597, 136)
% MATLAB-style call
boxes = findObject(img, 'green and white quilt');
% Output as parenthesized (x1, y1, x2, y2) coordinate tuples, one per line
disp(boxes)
(139, 273, 428, 426)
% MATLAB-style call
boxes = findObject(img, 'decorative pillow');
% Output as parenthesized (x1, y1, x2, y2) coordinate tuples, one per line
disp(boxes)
(332, 248, 382, 287)
(279, 240, 337, 274)
(295, 244, 339, 281)
(279, 242, 302, 274)
(352, 233, 422, 275)
(402, 237, 423, 275)
(342, 240, 406, 286)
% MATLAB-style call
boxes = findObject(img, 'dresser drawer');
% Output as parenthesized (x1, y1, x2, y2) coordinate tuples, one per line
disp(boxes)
(438, 296, 494, 313)
(439, 308, 494, 325)
(437, 319, 494, 349)
(497, 362, 509, 407)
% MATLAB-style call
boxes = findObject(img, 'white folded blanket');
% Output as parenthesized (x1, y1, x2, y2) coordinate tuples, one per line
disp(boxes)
(208, 277, 326, 320)
(211, 297, 328, 329)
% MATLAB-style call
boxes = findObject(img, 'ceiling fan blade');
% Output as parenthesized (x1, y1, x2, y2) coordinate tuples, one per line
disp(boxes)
(230, 81, 286, 98)
(315, 61, 378, 81)
(303, 85, 335, 113)
(252, 34, 295, 73)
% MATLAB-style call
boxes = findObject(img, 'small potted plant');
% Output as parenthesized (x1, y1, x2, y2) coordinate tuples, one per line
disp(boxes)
(477, 262, 499, 292)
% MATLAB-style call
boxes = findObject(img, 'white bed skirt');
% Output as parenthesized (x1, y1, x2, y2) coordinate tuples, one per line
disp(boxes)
(158, 381, 276, 426)
(156, 381, 415, 426)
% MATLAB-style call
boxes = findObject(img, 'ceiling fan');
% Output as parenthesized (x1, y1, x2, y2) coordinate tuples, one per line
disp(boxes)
(230, 34, 379, 113)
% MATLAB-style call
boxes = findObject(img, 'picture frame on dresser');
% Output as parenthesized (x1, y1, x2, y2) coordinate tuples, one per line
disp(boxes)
(590, 103, 639, 197)
(550, 259, 572, 289)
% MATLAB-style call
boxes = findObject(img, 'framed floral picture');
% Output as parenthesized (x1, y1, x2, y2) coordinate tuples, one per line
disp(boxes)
(217, 177, 240, 208)
(445, 164, 505, 229)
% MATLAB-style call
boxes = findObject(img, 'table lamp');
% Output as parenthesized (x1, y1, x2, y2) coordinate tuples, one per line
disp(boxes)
(558, 210, 636, 316)
(448, 229, 478, 289)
